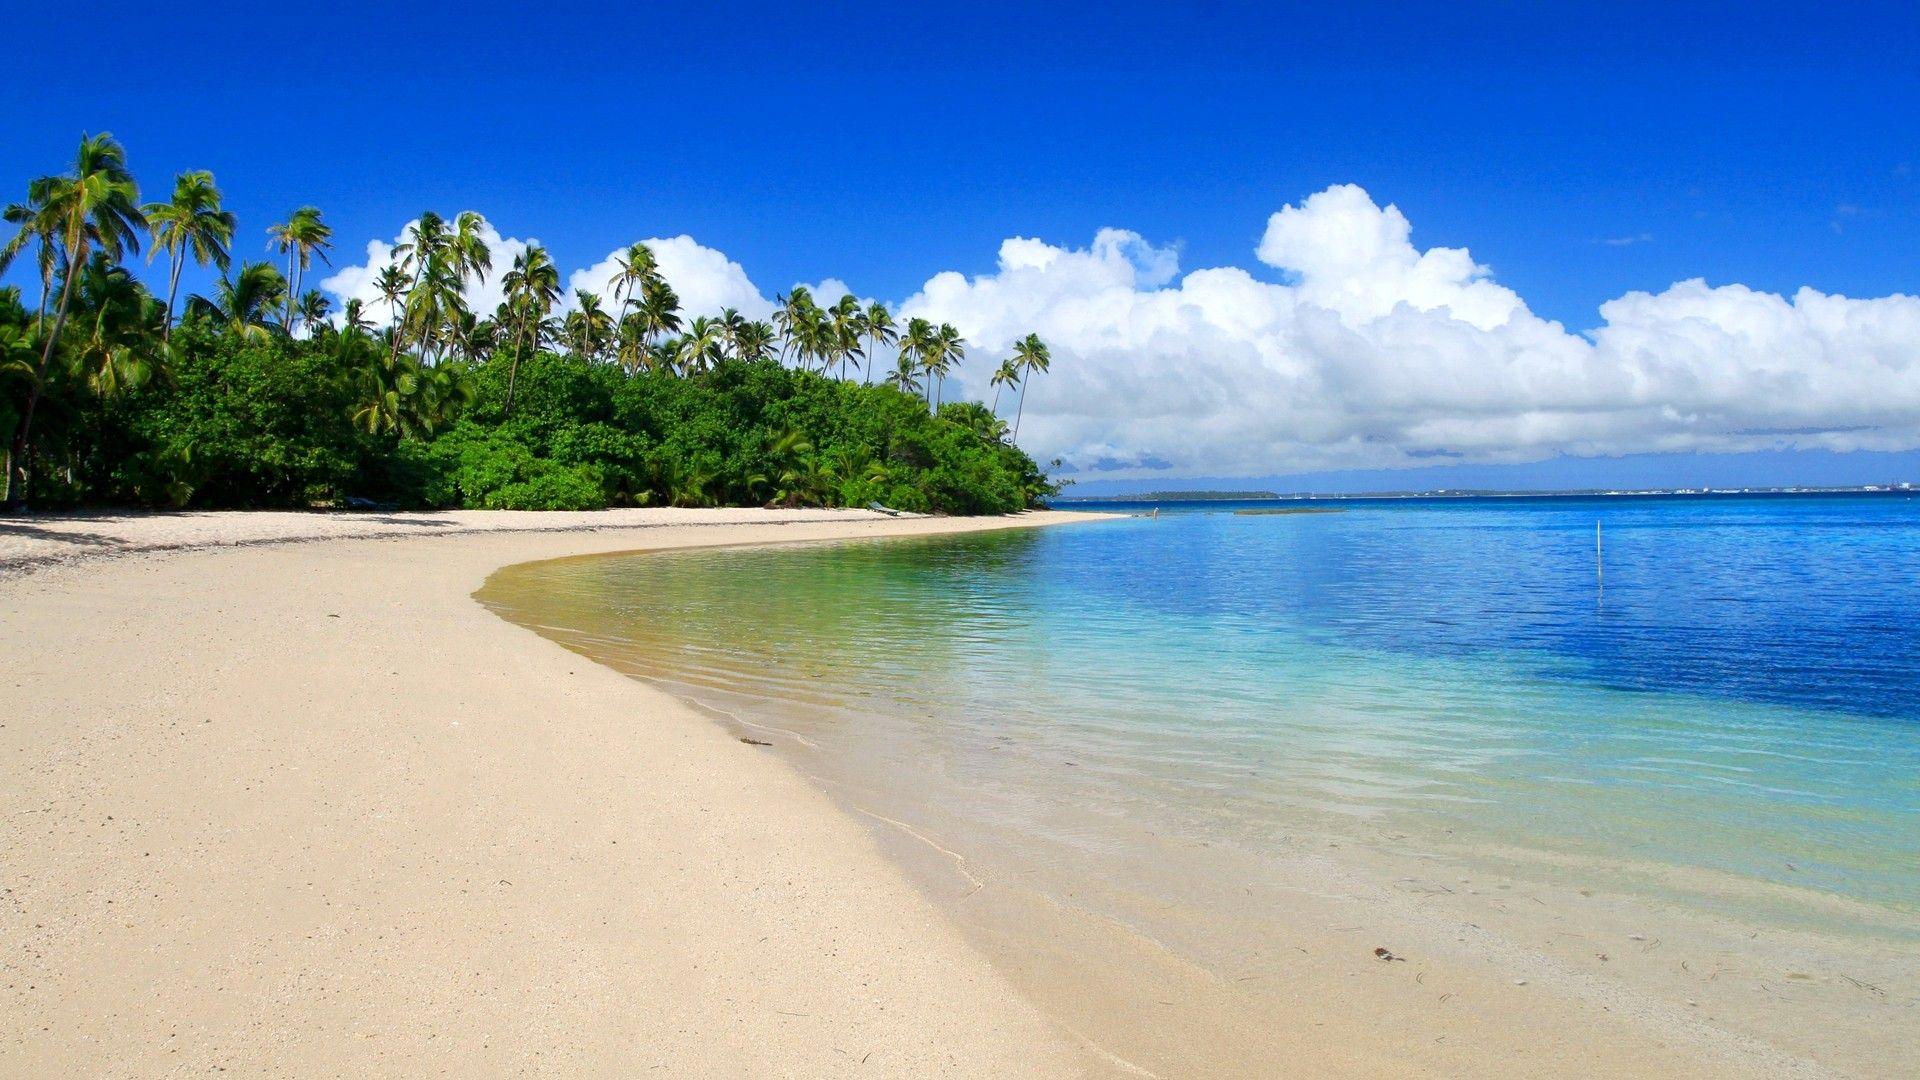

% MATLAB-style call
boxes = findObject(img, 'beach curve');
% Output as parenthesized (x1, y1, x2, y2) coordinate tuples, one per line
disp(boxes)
(0, 508, 1111, 1076)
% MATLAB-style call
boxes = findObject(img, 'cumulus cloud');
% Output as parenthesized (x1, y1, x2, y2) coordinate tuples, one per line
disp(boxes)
(568, 235, 776, 318)
(899, 184, 1920, 477)
(325, 188, 1920, 479)
(320, 218, 532, 328)
(323, 223, 782, 326)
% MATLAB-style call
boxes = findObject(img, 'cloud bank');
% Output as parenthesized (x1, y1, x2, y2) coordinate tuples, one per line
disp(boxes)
(325, 186, 1920, 479)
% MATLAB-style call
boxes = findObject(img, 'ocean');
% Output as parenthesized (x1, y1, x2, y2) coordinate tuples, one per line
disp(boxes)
(478, 492, 1920, 1073)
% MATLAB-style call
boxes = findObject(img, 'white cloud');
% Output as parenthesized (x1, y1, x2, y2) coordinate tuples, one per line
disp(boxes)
(324, 189, 1920, 479)
(568, 235, 776, 318)
(899, 184, 1920, 477)
(319, 218, 531, 328)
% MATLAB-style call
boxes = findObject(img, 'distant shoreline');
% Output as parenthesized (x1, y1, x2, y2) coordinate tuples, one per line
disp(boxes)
(1057, 483, 1918, 504)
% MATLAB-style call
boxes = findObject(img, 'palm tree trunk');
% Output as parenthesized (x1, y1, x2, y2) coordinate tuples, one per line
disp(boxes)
(8, 238, 84, 507)
(163, 248, 183, 345)
(504, 328, 530, 417)
(284, 252, 297, 330)
(1013, 381, 1028, 443)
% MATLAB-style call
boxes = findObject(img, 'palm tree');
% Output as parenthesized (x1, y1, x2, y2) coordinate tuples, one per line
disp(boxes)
(143, 171, 234, 343)
(446, 212, 492, 359)
(2, 188, 60, 321)
(734, 319, 778, 363)
(887, 351, 923, 394)
(402, 254, 467, 362)
(187, 262, 288, 341)
(450, 211, 492, 284)
(374, 264, 410, 360)
(785, 302, 830, 374)
(68, 254, 166, 398)
(678, 315, 725, 375)
(564, 290, 614, 360)
(608, 243, 657, 369)
(0, 133, 145, 506)
(897, 317, 934, 405)
(923, 323, 965, 411)
(499, 244, 560, 414)
(631, 277, 682, 373)
(828, 293, 864, 379)
(717, 307, 749, 359)
(266, 206, 331, 332)
(862, 301, 896, 386)
(392, 211, 446, 293)
(296, 290, 331, 331)
(989, 357, 1021, 415)
(1010, 332, 1051, 443)
(773, 286, 815, 365)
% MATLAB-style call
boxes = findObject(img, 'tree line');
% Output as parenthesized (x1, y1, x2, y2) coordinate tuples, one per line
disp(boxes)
(0, 133, 1058, 513)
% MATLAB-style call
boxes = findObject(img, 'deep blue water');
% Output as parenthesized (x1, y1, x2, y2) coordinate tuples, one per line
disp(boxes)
(1059, 493, 1920, 722)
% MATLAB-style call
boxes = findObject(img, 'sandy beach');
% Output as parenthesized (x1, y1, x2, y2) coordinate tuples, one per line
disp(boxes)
(3, 508, 1902, 1078)
(1, 509, 1104, 1076)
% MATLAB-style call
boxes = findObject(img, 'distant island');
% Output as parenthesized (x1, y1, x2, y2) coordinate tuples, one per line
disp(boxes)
(1069, 490, 1281, 502)
(1057, 483, 1916, 502)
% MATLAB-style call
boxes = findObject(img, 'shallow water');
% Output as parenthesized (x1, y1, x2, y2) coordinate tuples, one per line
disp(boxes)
(479, 493, 1920, 1072)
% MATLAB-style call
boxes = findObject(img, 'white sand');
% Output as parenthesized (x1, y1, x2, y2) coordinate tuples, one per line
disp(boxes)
(0, 509, 1103, 1076)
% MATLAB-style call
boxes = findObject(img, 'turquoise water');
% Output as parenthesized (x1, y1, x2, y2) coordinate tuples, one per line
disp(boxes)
(482, 494, 1920, 935)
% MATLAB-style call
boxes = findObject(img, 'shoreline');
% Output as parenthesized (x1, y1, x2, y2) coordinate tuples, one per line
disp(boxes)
(8, 508, 1906, 1077)
(0, 508, 1112, 1076)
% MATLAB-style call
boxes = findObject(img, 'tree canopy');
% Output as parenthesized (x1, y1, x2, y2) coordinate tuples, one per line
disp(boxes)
(0, 133, 1059, 514)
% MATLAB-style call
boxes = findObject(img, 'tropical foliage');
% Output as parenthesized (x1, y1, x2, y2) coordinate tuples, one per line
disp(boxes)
(0, 133, 1058, 513)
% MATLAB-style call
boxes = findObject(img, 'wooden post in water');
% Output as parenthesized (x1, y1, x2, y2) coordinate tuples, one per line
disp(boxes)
(1596, 520, 1604, 590)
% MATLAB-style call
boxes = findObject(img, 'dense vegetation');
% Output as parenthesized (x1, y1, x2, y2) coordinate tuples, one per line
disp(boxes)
(0, 134, 1058, 514)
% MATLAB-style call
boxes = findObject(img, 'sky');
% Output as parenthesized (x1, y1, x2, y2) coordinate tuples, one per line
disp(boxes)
(5, 1, 1920, 493)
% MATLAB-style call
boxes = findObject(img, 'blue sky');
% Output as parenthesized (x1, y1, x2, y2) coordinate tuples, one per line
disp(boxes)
(6, 2, 1920, 492)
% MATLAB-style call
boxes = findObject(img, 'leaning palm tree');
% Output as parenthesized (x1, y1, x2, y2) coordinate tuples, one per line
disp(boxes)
(0, 133, 145, 506)
(1011, 332, 1051, 442)
(187, 261, 288, 341)
(143, 171, 234, 343)
(862, 301, 897, 385)
(499, 244, 561, 414)
(265, 206, 331, 331)
(989, 357, 1021, 415)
